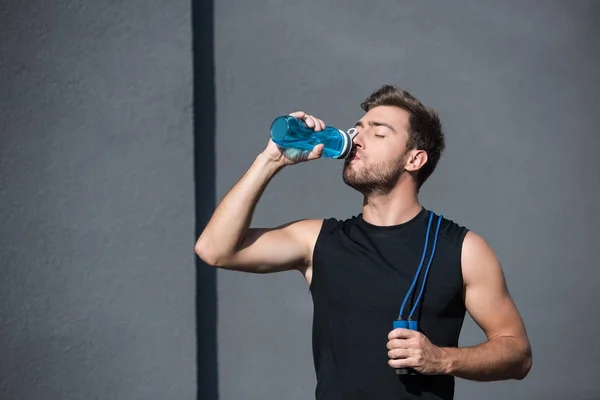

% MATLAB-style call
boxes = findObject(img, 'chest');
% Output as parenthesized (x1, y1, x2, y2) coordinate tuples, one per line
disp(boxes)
(312, 229, 464, 320)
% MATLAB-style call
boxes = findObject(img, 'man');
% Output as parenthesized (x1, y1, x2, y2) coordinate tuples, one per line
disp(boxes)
(195, 85, 532, 399)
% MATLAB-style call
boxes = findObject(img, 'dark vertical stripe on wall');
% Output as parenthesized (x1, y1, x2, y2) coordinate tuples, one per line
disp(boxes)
(192, 0, 218, 399)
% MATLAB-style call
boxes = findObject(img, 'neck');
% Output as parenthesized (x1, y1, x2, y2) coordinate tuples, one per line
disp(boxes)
(361, 181, 421, 226)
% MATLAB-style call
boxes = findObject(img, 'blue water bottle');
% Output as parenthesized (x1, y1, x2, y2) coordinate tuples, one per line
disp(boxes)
(269, 115, 356, 159)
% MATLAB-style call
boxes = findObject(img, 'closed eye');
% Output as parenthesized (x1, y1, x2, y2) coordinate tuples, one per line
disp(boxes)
(375, 134, 385, 138)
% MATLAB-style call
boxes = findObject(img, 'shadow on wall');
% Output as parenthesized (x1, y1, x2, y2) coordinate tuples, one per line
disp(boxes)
(193, 0, 217, 399)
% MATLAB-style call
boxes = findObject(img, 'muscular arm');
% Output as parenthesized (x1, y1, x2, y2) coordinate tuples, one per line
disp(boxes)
(195, 152, 321, 278)
(442, 231, 532, 381)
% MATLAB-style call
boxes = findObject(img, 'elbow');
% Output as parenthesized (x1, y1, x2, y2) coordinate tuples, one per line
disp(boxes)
(514, 344, 533, 380)
(195, 238, 227, 267)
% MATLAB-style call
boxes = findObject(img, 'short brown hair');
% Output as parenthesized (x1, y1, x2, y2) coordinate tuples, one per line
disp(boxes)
(360, 85, 445, 189)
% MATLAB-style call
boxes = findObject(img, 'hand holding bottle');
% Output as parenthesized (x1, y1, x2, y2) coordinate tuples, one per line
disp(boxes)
(262, 111, 325, 166)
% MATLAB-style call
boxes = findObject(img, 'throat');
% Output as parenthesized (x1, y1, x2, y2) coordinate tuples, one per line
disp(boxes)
(362, 197, 423, 227)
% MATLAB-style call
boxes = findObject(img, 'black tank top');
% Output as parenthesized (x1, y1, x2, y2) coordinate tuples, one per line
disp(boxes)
(310, 207, 469, 399)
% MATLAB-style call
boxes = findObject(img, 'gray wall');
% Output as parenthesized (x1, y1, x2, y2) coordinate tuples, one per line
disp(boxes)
(214, 1, 600, 399)
(2, 1, 599, 399)
(1, 1, 196, 399)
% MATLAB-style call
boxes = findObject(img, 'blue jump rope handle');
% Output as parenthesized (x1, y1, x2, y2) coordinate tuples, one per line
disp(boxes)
(392, 212, 441, 377)
(393, 320, 419, 376)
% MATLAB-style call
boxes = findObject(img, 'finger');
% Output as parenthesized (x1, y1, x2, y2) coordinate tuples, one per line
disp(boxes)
(386, 339, 410, 350)
(304, 114, 316, 129)
(307, 143, 324, 160)
(388, 357, 414, 369)
(388, 348, 410, 360)
(388, 328, 417, 340)
(289, 111, 306, 119)
(317, 118, 326, 131)
(313, 117, 324, 131)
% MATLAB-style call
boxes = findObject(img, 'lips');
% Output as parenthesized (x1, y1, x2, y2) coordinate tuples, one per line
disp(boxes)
(347, 148, 360, 161)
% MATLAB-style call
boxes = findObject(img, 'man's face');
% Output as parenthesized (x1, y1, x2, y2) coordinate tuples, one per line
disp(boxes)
(343, 105, 411, 195)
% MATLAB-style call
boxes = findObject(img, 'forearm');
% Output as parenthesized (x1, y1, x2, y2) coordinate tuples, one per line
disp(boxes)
(442, 336, 532, 381)
(195, 153, 283, 264)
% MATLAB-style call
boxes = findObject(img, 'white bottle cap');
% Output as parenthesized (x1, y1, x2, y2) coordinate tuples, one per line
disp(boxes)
(335, 127, 357, 159)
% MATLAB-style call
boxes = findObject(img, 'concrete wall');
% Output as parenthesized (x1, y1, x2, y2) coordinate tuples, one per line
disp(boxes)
(214, 1, 600, 399)
(2, 1, 599, 399)
(1, 2, 196, 399)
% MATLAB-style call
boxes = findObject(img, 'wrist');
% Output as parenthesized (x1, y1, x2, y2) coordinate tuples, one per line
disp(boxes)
(255, 152, 286, 175)
(437, 347, 456, 375)
(256, 152, 286, 172)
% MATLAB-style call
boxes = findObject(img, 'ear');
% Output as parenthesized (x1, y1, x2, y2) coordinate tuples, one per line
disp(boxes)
(404, 149, 428, 172)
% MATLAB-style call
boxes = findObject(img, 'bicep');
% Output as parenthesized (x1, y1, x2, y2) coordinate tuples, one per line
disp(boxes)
(224, 219, 323, 274)
(462, 231, 527, 340)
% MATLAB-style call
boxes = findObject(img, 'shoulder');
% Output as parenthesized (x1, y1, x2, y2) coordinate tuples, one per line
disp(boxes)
(284, 215, 361, 245)
(308, 215, 364, 253)
(282, 218, 325, 243)
(429, 213, 497, 272)
(314, 215, 366, 238)
(460, 230, 504, 286)
(429, 212, 493, 259)
(461, 230, 498, 266)
(436, 213, 470, 248)
(432, 214, 503, 287)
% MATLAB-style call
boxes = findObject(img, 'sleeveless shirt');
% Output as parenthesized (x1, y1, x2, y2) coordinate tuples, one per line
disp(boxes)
(310, 207, 469, 399)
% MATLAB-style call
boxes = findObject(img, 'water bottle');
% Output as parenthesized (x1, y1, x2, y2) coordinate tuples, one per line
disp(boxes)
(269, 115, 356, 159)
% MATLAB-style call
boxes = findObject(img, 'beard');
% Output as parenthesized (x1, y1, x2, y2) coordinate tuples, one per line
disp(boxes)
(342, 151, 407, 195)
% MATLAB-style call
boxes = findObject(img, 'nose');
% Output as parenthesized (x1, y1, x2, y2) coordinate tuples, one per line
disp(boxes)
(350, 128, 364, 148)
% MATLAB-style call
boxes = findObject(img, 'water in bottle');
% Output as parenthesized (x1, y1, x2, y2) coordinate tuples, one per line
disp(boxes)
(269, 115, 355, 159)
